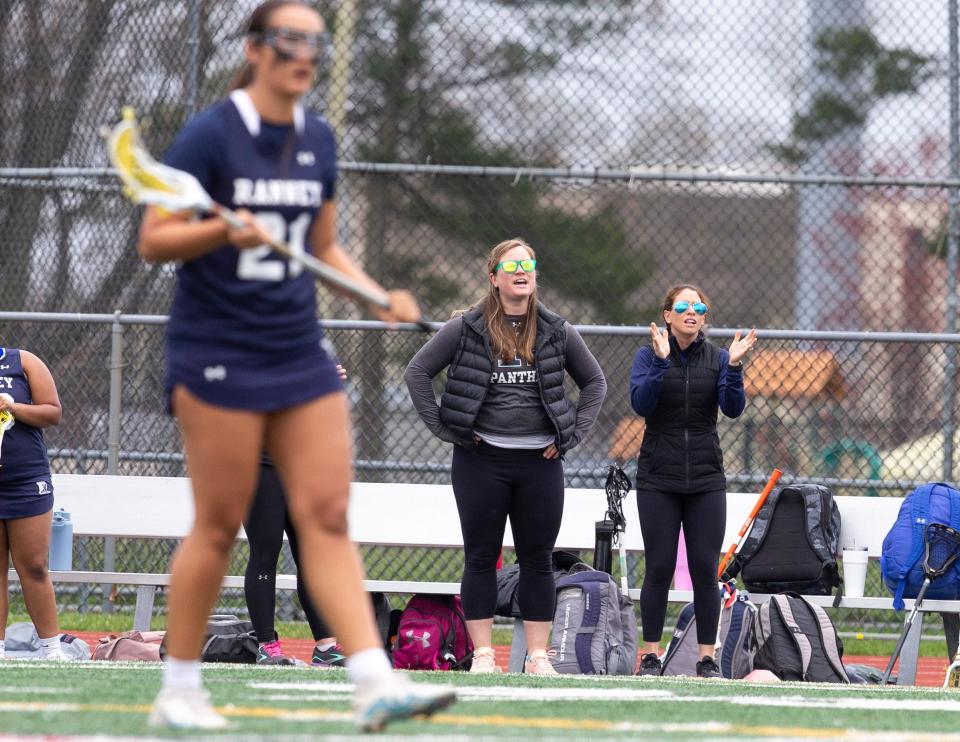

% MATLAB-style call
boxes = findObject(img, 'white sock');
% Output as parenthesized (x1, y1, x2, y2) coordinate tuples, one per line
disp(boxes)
(346, 648, 393, 684)
(316, 640, 336, 652)
(38, 636, 62, 658)
(163, 657, 203, 690)
(0, 639, 5, 658)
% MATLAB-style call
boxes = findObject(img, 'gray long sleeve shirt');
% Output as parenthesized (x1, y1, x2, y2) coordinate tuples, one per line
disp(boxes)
(404, 316, 607, 448)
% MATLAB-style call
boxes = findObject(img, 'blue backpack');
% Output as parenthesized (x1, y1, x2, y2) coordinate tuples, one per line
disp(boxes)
(881, 482, 960, 610)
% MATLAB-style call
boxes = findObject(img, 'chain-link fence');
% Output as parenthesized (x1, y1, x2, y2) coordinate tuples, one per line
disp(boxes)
(4, 1, 960, 639)
(4, 312, 960, 636)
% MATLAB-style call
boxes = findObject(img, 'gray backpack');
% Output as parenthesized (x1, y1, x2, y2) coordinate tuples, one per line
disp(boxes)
(752, 593, 849, 683)
(661, 591, 757, 678)
(4, 621, 89, 660)
(548, 570, 637, 675)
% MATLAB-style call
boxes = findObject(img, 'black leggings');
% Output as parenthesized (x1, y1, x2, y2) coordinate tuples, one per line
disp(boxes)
(451, 442, 564, 622)
(244, 464, 328, 643)
(637, 488, 726, 645)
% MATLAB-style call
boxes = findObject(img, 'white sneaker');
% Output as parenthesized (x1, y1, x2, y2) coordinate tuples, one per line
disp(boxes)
(470, 646, 501, 674)
(524, 651, 559, 676)
(39, 648, 69, 661)
(147, 686, 228, 730)
(353, 672, 456, 732)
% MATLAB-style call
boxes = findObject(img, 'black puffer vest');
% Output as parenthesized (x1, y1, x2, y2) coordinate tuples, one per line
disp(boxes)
(439, 303, 578, 453)
(636, 333, 725, 494)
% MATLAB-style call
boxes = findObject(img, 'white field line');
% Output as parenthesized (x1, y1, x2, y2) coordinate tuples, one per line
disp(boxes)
(248, 680, 960, 711)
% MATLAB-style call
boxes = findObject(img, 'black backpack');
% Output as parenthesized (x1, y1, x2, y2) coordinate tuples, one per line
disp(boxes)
(199, 615, 259, 664)
(752, 593, 848, 683)
(725, 483, 842, 597)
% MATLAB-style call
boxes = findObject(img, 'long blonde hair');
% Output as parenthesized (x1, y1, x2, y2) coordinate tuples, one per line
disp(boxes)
(483, 238, 539, 364)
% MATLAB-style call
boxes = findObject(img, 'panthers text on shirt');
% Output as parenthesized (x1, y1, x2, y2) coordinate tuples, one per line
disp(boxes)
(490, 356, 538, 385)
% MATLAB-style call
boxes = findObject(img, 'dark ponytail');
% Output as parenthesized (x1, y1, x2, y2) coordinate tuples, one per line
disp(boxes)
(227, 0, 314, 91)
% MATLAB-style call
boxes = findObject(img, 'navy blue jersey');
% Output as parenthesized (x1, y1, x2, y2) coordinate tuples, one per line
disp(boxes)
(161, 90, 343, 410)
(0, 348, 53, 519)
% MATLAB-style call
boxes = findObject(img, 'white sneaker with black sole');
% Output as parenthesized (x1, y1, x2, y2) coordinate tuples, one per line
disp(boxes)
(353, 673, 456, 732)
(147, 687, 229, 730)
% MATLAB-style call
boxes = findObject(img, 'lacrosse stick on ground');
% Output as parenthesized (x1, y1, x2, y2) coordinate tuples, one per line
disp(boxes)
(104, 108, 400, 314)
(881, 522, 960, 684)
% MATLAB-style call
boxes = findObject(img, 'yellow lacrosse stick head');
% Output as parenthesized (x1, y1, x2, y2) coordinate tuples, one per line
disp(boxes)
(105, 107, 213, 215)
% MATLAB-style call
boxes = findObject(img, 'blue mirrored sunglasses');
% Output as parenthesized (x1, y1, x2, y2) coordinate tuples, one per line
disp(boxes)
(673, 300, 708, 315)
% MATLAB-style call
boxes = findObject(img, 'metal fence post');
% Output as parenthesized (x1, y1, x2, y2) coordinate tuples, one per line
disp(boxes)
(102, 310, 124, 612)
(185, 0, 201, 118)
(943, 0, 960, 482)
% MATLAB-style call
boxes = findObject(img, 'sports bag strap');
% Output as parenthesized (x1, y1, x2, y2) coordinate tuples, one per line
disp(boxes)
(574, 581, 602, 674)
(736, 487, 784, 565)
(771, 594, 812, 680)
(804, 600, 848, 683)
(894, 486, 935, 610)
(832, 580, 843, 608)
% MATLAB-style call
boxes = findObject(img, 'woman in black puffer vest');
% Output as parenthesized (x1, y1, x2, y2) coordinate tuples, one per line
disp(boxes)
(404, 238, 606, 675)
(629, 284, 756, 679)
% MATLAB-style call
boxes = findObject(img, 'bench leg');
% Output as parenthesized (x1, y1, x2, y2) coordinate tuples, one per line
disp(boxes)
(508, 620, 527, 673)
(133, 586, 156, 632)
(895, 611, 924, 686)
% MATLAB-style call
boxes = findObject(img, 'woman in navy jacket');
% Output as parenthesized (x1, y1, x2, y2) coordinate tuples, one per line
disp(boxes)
(629, 284, 756, 678)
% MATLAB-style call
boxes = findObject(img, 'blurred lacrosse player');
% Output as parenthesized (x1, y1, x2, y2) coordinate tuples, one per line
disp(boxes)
(137, 1, 453, 731)
(0, 349, 65, 662)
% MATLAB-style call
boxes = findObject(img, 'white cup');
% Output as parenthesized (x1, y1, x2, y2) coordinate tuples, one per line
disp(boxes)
(842, 546, 869, 598)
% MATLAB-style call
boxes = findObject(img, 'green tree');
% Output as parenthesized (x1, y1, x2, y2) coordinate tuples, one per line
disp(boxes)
(337, 0, 653, 471)
(770, 27, 933, 166)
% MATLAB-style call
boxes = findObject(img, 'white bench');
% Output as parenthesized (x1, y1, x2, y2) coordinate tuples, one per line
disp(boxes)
(7, 474, 958, 683)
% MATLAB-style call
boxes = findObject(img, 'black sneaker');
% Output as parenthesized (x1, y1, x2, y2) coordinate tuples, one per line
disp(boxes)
(696, 655, 722, 679)
(312, 643, 347, 668)
(637, 652, 662, 676)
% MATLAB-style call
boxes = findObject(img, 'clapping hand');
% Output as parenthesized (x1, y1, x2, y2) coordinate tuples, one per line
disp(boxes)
(649, 323, 670, 359)
(729, 328, 757, 366)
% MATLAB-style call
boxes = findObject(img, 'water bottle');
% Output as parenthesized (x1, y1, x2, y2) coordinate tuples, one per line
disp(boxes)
(49, 508, 73, 571)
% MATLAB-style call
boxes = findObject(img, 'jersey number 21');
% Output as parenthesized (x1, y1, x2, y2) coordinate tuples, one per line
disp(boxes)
(236, 212, 311, 281)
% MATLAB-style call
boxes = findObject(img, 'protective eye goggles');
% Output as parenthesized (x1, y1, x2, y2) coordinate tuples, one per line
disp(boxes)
(255, 27, 328, 62)
(672, 300, 708, 315)
(495, 258, 537, 274)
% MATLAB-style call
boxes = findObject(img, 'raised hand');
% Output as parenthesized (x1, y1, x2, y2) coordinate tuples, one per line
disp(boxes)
(729, 328, 757, 366)
(650, 322, 670, 359)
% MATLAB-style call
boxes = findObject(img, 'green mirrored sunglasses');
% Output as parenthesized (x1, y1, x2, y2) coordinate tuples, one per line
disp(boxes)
(495, 258, 537, 274)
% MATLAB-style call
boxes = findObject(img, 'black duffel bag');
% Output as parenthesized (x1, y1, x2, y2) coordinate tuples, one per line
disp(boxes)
(162, 614, 259, 664)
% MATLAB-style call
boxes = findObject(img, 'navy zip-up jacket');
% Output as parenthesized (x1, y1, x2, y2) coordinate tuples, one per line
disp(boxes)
(629, 333, 745, 493)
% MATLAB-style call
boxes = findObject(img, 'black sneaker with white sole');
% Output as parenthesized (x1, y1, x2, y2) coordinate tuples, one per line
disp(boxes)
(696, 655, 722, 679)
(637, 652, 662, 676)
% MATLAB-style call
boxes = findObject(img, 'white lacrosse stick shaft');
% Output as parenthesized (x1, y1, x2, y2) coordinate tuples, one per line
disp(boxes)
(105, 110, 391, 310)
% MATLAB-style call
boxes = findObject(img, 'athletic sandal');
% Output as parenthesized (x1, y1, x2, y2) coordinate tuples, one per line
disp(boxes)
(147, 687, 229, 730)
(524, 651, 559, 676)
(696, 655, 722, 679)
(353, 672, 456, 732)
(256, 638, 295, 666)
(637, 652, 662, 676)
(311, 643, 347, 668)
(470, 646, 501, 674)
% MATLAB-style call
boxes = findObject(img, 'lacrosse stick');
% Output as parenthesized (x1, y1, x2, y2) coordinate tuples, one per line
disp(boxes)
(882, 523, 960, 684)
(104, 108, 393, 311)
(0, 393, 14, 468)
(717, 467, 783, 582)
(604, 464, 632, 595)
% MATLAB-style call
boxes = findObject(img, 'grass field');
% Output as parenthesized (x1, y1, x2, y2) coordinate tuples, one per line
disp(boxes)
(2, 659, 960, 741)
